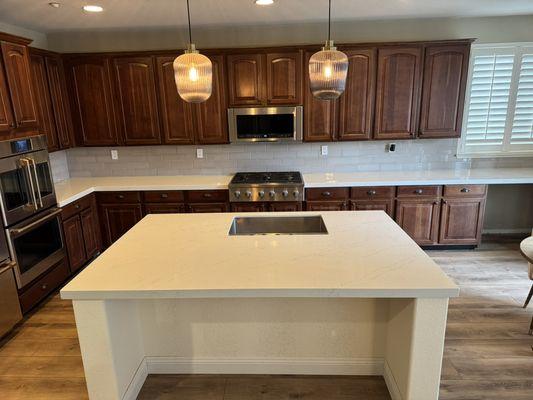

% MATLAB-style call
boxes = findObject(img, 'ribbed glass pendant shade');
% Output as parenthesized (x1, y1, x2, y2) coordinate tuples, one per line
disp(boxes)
(309, 40, 349, 100)
(173, 44, 212, 103)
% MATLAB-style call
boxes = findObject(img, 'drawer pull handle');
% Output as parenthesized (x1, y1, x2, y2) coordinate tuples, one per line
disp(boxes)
(74, 204, 80, 209)
(41, 284, 48, 291)
(203, 193, 212, 198)
(160, 194, 168, 199)
(367, 190, 377, 196)
(321, 191, 332, 197)
(414, 189, 423, 195)
(116, 195, 125, 199)
(9, 122, 15, 128)
(460, 188, 470, 193)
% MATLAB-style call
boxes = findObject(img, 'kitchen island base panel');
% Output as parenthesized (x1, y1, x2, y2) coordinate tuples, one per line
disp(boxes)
(72, 297, 448, 400)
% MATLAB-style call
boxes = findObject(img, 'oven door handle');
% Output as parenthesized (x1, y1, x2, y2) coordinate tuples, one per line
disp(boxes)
(9, 208, 62, 237)
(20, 158, 38, 211)
(28, 158, 43, 208)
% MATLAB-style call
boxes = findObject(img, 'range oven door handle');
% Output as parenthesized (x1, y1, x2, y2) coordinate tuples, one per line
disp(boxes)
(28, 158, 43, 208)
(9, 208, 62, 237)
(20, 158, 38, 211)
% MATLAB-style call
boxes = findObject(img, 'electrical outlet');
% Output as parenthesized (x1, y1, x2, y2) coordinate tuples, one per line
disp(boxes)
(196, 148, 204, 159)
(386, 143, 396, 153)
(111, 149, 118, 160)
(321, 145, 328, 156)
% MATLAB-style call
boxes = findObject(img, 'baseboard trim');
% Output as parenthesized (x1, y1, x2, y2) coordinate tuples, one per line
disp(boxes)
(122, 358, 148, 400)
(482, 228, 531, 234)
(145, 356, 384, 376)
(383, 360, 403, 400)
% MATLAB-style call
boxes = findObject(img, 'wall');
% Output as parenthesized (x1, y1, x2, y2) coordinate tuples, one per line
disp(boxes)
(484, 185, 533, 234)
(0, 22, 47, 48)
(47, 14, 533, 53)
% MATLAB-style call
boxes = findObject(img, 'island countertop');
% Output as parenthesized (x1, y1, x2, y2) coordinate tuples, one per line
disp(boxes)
(60, 211, 459, 300)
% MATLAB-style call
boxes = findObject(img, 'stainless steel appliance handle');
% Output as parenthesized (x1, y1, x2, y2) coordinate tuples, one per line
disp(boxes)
(20, 158, 38, 210)
(29, 158, 43, 208)
(9, 208, 62, 236)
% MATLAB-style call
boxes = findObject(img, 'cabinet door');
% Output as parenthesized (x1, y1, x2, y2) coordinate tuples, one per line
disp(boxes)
(419, 44, 470, 138)
(99, 203, 143, 247)
(227, 54, 265, 106)
(351, 199, 394, 217)
(269, 202, 303, 212)
(303, 52, 337, 142)
(230, 203, 267, 212)
(188, 203, 229, 213)
(144, 203, 185, 214)
(29, 53, 58, 151)
(45, 56, 74, 149)
(306, 201, 347, 211)
(374, 47, 422, 139)
(65, 56, 119, 146)
(63, 215, 86, 273)
(439, 198, 485, 245)
(80, 207, 101, 259)
(0, 55, 15, 135)
(395, 199, 440, 245)
(1, 42, 39, 130)
(156, 56, 195, 144)
(266, 52, 302, 105)
(113, 57, 161, 145)
(195, 55, 229, 144)
(338, 49, 375, 141)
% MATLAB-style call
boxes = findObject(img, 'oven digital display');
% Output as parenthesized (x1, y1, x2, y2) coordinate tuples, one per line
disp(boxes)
(10, 139, 32, 154)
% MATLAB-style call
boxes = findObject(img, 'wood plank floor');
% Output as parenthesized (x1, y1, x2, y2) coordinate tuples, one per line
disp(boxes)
(0, 242, 531, 399)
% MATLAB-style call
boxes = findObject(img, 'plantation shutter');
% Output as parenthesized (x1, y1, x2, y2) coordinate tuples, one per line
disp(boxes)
(509, 51, 533, 149)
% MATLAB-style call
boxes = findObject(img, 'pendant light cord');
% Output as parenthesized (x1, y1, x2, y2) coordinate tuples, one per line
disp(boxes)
(186, 0, 193, 45)
(327, 0, 331, 43)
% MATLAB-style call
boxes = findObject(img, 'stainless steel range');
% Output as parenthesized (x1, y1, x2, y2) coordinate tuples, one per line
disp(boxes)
(229, 172, 304, 202)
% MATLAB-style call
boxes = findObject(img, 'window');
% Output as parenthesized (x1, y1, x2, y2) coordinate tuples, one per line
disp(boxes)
(458, 43, 533, 158)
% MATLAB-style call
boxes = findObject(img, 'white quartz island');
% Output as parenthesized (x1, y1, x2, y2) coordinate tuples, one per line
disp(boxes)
(61, 211, 459, 400)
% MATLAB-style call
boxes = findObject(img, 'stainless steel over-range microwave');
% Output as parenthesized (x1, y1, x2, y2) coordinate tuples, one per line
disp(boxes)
(228, 106, 303, 143)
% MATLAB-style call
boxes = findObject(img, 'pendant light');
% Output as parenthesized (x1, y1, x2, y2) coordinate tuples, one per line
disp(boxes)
(308, 0, 348, 100)
(173, 0, 212, 103)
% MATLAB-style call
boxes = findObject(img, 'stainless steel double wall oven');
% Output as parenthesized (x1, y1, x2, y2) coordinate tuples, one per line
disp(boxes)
(0, 135, 64, 288)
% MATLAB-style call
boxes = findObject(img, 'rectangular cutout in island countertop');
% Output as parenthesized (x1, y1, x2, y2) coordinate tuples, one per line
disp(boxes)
(228, 215, 328, 236)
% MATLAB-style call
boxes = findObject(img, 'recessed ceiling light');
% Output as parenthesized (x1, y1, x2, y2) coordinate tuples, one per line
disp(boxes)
(83, 5, 104, 13)
(255, 0, 274, 5)
(48, 2, 61, 8)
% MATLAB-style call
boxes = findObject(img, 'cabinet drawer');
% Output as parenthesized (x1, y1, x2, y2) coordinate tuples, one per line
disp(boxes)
(186, 190, 229, 203)
(188, 203, 229, 213)
(306, 188, 349, 201)
(397, 185, 442, 198)
(144, 203, 186, 214)
(305, 201, 348, 211)
(62, 194, 93, 219)
(19, 259, 69, 314)
(351, 186, 395, 199)
(97, 191, 141, 203)
(443, 185, 487, 198)
(143, 191, 185, 203)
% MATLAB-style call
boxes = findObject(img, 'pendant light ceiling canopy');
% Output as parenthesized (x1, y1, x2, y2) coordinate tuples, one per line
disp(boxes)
(309, 0, 348, 100)
(173, 0, 212, 103)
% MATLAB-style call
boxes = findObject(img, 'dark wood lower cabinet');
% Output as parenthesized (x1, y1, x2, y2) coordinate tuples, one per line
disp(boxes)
(144, 203, 186, 214)
(98, 202, 143, 247)
(269, 202, 303, 212)
(395, 198, 441, 245)
(351, 199, 394, 217)
(188, 203, 229, 213)
(62, 215, 86, 272)
(439, 197, 485, 245)
(305, 201, 348, 211)
(80, 207, 101, 259)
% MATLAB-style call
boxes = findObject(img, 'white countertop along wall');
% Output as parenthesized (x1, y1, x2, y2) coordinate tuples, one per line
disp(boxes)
(54, 168, 533, 207)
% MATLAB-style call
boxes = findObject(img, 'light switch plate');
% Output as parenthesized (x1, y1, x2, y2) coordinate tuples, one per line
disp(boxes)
(321, 145, 328, 156)
(196, 148, 204, 159)
(111, 149, 118, 160)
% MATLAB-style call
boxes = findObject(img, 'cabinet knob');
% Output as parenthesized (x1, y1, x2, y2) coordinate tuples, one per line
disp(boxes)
(367, 190, 377, 196)
(321, 191, 332, 197)
(414, 189, 423, 195)
(75, 204, 80, 209)
(460, 188, 470, 193)
(116, 195, 125, 199)
(160, 193, 168, 199)
(9, 122, 15, 128)
(41, 284, 48, 291)
(203, 193, 212, 198)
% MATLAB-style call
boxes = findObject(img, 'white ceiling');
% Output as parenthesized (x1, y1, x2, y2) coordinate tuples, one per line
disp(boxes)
(1, 0, 533, 32)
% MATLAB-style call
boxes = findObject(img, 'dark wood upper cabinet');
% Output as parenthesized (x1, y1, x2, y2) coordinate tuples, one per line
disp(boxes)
(112, 57, 161, 145)
(45, 55, 74, 149)
(156, 56, 195, 145)
(374, 46, 422, 139)
(266, 52, 303, 105)
(29, 53, 58, 151)
(227, 53, 265, 106)
(195, 55, 229, 144)
(65, 56, 119, 146)
(0, 55, 15, 134)
(338, 48, 376, 141)
(1, 41, 39, 131)
(303, 51, 337, 142)
(419, 43, 470, 138)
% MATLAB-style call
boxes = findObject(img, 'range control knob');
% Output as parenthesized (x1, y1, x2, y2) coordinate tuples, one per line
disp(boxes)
(293, 190, 300, 198)
(269, 190, 276, 198)
(282, 190, 289, 198)
(245, 190, 252, 198)
(258, 190, 265, 198)
(234, 190, 241, 198)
